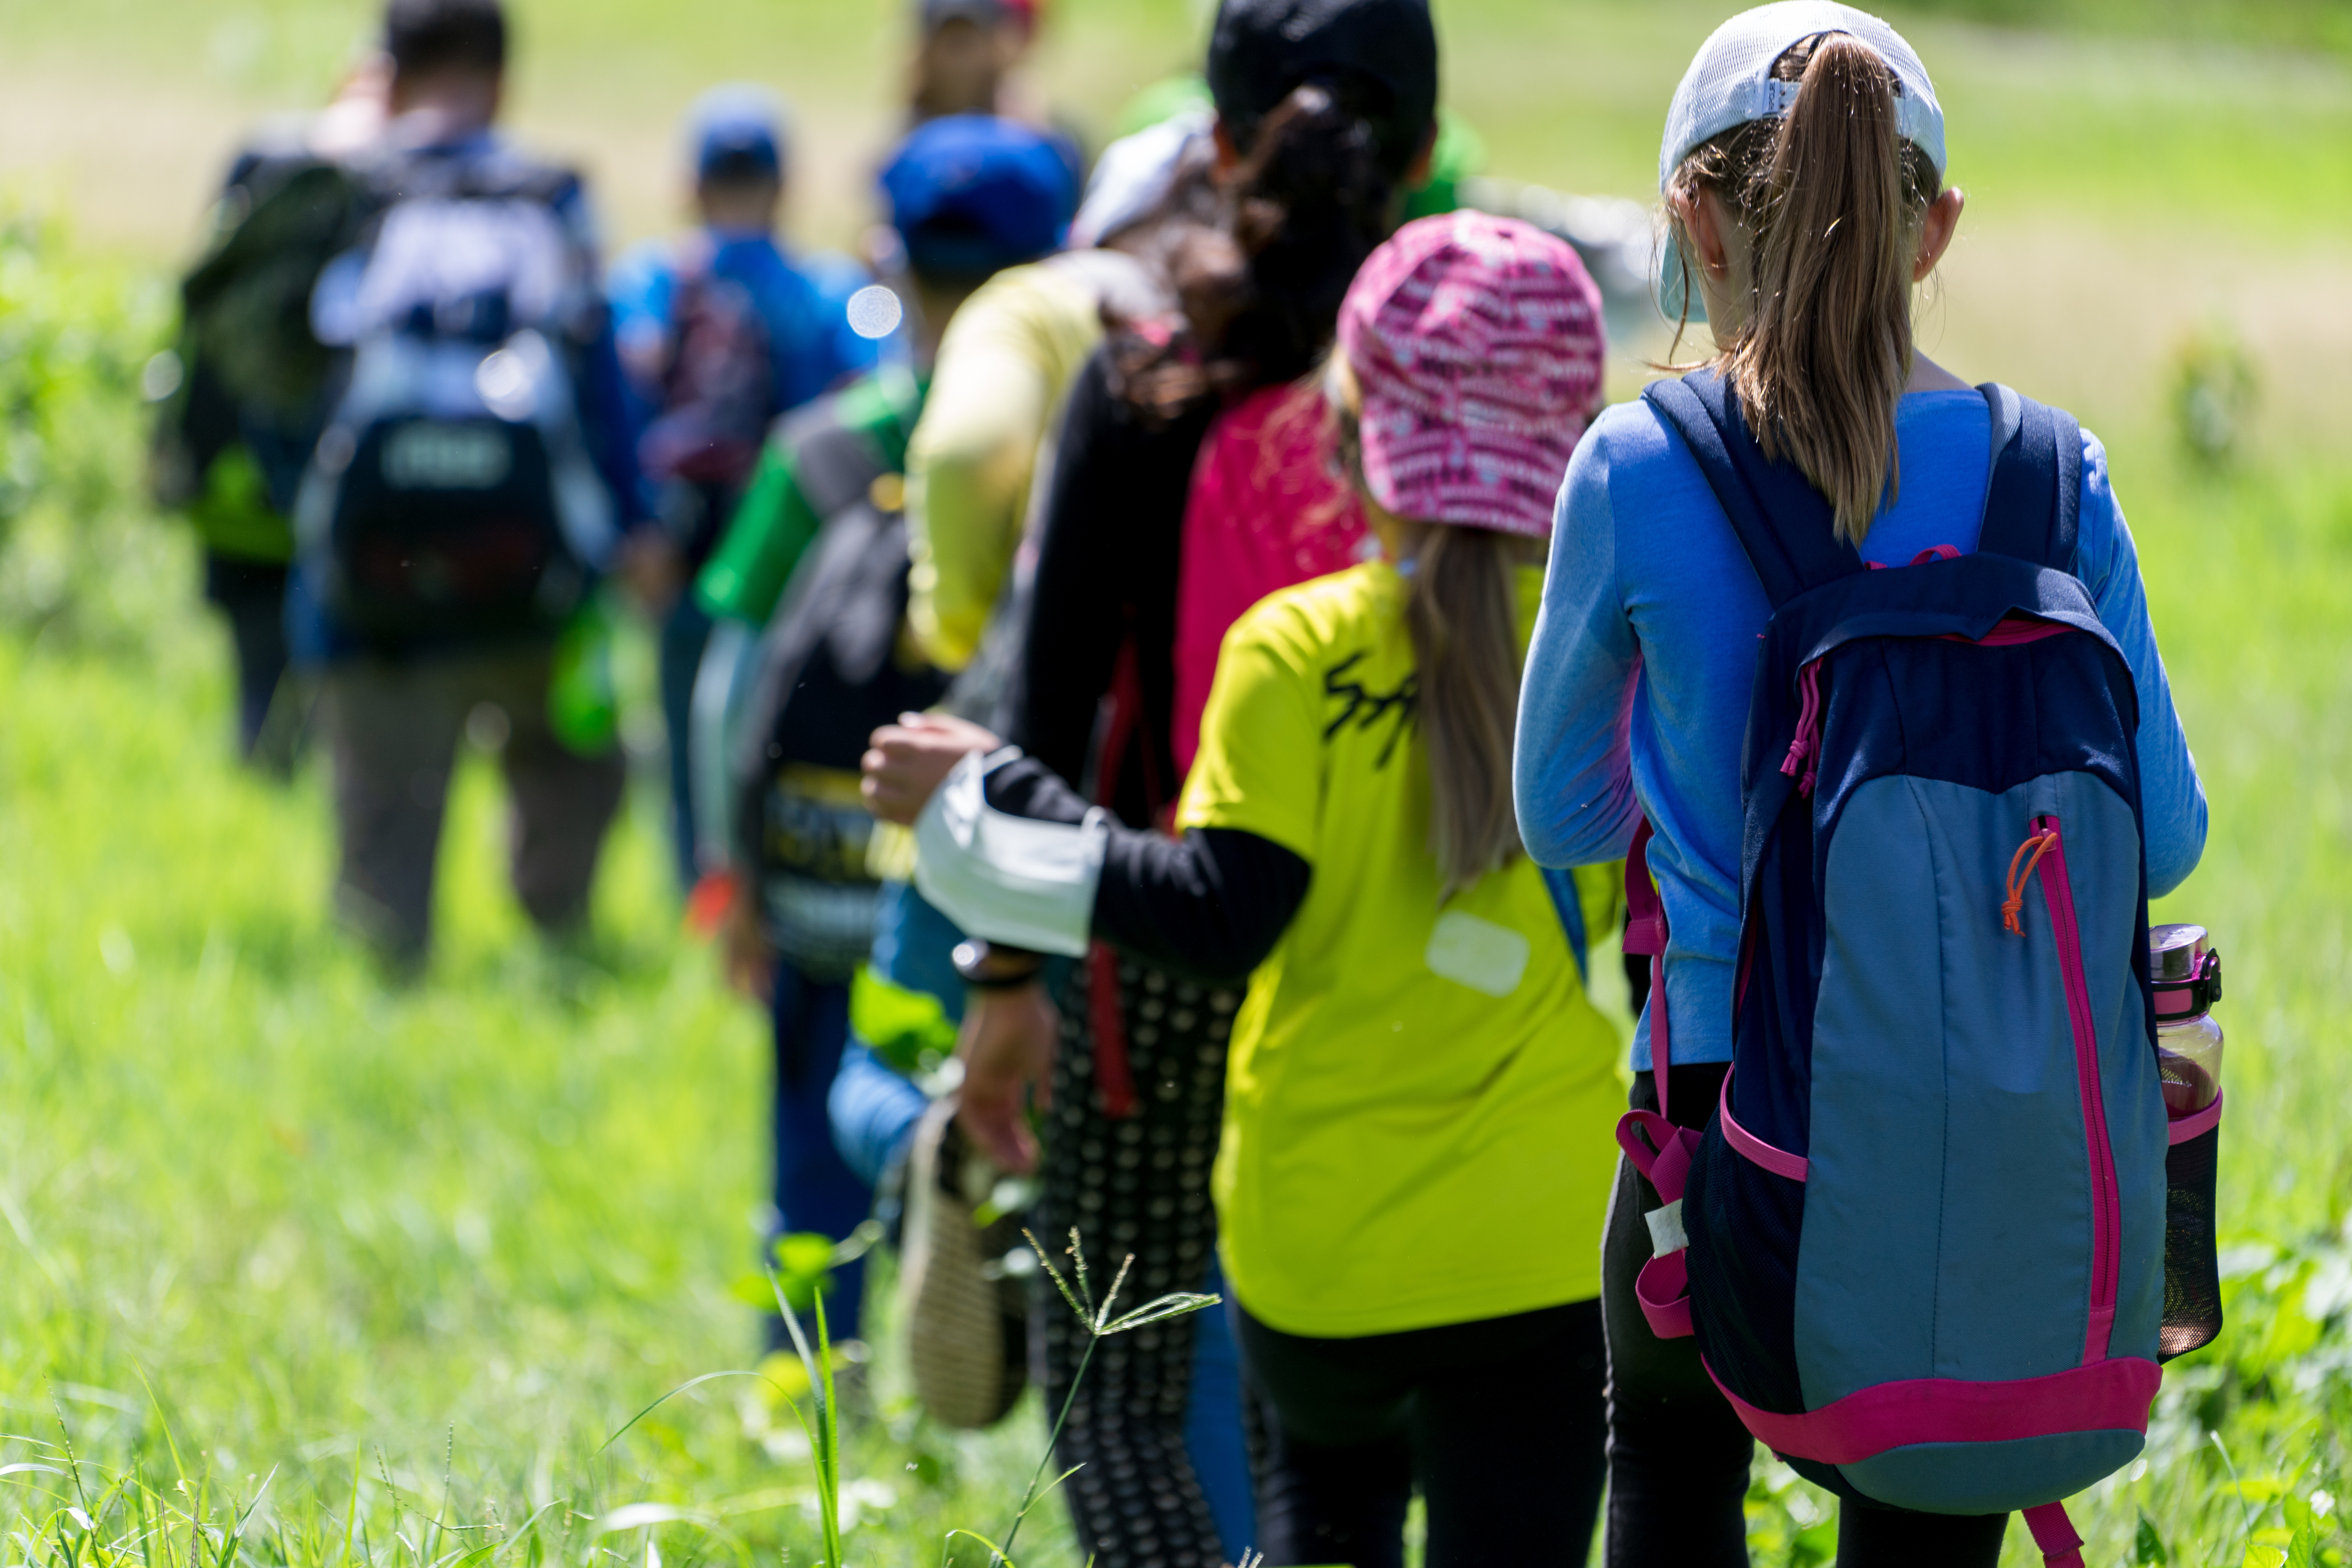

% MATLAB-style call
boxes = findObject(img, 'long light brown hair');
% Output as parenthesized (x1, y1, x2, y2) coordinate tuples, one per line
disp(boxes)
(1329, 360, 1528, 898)
(1664, 33, 1942, 544)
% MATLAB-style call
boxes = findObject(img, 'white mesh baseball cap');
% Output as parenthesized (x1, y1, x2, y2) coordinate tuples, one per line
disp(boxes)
(1658, 2, 1944, 193)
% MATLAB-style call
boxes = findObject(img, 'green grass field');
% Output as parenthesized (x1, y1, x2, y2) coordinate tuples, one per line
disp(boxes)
(2, 2, 2350, 1564)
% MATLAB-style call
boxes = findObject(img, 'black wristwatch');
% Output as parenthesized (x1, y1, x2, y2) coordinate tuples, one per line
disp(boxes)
(953, 938, 1047, 990)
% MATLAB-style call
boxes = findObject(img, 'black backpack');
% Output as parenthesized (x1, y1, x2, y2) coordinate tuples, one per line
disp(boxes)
(730, 405, 947, 978)
(294, 145, 610, 647)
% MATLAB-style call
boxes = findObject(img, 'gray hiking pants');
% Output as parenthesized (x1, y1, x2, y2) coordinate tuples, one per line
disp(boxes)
(322, 644, 624, 960)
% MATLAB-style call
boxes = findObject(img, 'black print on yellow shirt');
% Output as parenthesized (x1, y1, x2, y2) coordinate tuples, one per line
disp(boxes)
(1322, 651, 1419, 767)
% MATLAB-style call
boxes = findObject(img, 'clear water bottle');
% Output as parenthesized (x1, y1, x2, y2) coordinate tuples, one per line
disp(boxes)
(2151, 923, 2223, 1114)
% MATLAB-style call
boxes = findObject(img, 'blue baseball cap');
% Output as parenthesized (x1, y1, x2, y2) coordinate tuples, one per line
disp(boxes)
(880, 114, 1077, 280)
(688, 83, 787, 182)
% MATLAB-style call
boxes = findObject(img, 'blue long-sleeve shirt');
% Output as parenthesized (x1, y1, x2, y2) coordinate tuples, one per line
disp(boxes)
(1515, 388, 2206, 1069)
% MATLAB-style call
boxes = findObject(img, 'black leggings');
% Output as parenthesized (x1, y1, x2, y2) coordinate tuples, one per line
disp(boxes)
(1602, 1065, 2011, 1568)
(1034, 955, 1236, 1568)
(1236, 1298, 1607, 1568)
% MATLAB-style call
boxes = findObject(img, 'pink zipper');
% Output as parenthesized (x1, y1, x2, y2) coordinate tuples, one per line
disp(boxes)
(2025, 815, 2122, 1364)
(1786, 620, 2070, 799)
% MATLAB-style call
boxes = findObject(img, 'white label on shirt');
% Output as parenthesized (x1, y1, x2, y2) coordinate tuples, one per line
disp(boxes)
(1424, 910, 1531, 998)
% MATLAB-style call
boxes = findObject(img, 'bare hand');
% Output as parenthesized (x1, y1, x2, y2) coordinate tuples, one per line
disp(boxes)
(862, 711, 1002, 826)
(720, 875, 773, 1005)
(616, 529, 685, 615)
(955, 982, 1058, 1173)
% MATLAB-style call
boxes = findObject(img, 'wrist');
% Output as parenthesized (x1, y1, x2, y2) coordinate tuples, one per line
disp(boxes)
(953, 938, 1047, 991)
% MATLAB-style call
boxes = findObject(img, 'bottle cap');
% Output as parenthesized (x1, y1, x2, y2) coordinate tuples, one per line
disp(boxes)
(2149, 923, 2207, 981)
(2149, 923, 2222, 1019)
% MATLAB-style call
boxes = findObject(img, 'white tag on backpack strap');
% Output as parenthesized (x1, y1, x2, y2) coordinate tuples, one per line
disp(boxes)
(1646, 1199, 1688, 1258)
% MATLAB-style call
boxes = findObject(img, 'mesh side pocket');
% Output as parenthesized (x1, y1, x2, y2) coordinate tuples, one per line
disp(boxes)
(2160, 1123, 2223, 1361)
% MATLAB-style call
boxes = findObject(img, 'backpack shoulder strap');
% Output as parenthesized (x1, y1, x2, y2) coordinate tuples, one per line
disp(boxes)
(1641, 367, 1862, 610)
(1975, 383, 2082, 571)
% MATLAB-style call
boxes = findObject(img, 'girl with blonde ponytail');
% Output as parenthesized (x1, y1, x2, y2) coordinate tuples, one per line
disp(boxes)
(1518, 5, 2206, 1564)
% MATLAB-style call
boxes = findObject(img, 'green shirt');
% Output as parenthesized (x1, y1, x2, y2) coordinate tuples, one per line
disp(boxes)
(694, 365, 927, 626)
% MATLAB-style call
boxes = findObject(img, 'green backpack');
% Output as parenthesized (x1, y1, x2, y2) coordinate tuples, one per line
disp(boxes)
(150, 154, 372, 561)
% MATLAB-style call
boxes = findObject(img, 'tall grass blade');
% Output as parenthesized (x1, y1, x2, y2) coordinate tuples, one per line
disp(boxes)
(767, 1270, 840, 1568)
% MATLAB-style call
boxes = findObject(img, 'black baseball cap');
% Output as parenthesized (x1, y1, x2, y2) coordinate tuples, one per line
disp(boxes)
(1205, 0, 1437, 172)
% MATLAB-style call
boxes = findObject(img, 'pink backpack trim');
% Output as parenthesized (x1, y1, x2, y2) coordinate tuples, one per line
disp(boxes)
(1718, 1070, 1809, 1181)
(1702, 1354, 2160, 1467)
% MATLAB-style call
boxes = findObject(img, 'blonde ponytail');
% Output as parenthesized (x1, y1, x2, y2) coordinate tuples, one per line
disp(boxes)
(1401, 520, 1525, 899)
(1666, 33, 1942, 544)
(1327, 360, 1531, 899)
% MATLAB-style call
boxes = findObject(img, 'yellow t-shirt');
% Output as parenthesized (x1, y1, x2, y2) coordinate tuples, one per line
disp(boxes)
(1177, 560, 1626, 1338)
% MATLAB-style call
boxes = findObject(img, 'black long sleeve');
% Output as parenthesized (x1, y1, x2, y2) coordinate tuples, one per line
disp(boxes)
(984, 755, 1310, 984)
(1010, 346, 1215, 830)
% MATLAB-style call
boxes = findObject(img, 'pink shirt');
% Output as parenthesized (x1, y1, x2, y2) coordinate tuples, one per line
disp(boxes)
(1171, 382, 1372, 773)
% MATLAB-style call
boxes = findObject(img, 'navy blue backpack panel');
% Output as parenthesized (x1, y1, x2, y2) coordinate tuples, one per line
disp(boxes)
(1628, 369, 2173, 1537)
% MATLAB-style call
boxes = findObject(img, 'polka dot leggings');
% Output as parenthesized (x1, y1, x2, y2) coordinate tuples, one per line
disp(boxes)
(1033, 954, 1238, 1568)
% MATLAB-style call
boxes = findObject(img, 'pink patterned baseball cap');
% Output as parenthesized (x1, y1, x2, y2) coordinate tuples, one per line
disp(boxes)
(1337, 211, 1606, 537)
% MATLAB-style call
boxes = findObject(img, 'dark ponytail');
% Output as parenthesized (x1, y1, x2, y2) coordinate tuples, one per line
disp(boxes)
(1665, 33, 1941, 543)
(1108, 83, 1406, 418)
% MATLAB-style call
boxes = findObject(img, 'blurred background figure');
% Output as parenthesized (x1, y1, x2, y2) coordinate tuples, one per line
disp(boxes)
(148, 53, 391, 772)
(289, 0, 643, 967)
(687, 113, 1076, 1359)
(607, 85, 878, 891)
(907, 0, 1039, 125)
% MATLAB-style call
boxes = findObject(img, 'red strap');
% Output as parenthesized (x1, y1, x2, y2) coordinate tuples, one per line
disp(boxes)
(1087, 943, 1138, 1119)
(1615, 1111, 1699, 1204)
(1624, 819, 1673, 1120)
(1635, 1251, 1694, 1339)
(1623, 819, 1666, 956)
(1617, 1103, 1702, 1342)
(1094, 636, 1170, 827)
(1718, 1069, 1810, 1182)
(683, 867, 738, 938)
(2022, 1503, 2085, 1568)
(1082, 638, 1156, 1123)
